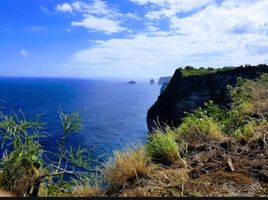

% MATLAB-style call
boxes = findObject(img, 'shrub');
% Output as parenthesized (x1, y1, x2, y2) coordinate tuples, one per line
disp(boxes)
(0, 111, 44, 196)
(177, 109, 223, 141)
(0, 110, 99, 197)
(103, 148, 150, 189)
(228, 74, 268, 117)
(234, 120, 256, 140)
(145, 129, 185, 165)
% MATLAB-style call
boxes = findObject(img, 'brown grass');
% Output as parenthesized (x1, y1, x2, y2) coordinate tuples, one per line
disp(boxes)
(103, 148, 151, 190)
(104, 164, 190, 197)
(0, 189, 15, 197)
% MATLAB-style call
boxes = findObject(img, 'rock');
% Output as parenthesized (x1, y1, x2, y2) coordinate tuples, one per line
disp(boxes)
(157, 77, 171, 85)
(150, 79, 156, 85)
(147, 65, 268, 132)
(160, 82, 169, 94)
(127, 80, 136, 84)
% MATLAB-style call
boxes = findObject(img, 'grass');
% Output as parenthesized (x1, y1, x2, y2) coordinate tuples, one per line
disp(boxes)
(177, 113, 223, 141)
(229, 74, 268, 117)
(180, 66, 236, 77)
(103, 148, 150, 190)
(145, 129, 186, 166)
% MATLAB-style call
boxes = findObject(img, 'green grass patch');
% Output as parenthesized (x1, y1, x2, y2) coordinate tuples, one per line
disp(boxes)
(145, 129, 183, 165)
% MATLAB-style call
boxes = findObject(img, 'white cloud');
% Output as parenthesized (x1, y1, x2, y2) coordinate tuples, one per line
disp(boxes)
(20, 49, 29, 56)
(66, 0, 268, 78)
(56, 3, 73, 13)
(56, 0, 131, 34)
(29, 26, 46, 32)
(40, 6, 48, 12)
(72, 15, 126, 34)
(131, 0, 215, 20)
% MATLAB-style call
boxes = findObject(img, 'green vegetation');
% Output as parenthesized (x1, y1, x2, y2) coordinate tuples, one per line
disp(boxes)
(180, 66, 236, 77)
(0, 110, 99, 197)
(145, 129, 183, 165)
(1, 72, 268, 197)
(177, 103, 223, 140)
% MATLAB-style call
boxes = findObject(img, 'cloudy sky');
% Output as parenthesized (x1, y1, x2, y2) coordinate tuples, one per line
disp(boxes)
(1, 0, 268, 79)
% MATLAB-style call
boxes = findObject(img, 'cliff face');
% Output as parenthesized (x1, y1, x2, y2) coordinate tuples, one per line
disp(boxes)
(147, 65, 268, 132)
(157, 77, 171, 85)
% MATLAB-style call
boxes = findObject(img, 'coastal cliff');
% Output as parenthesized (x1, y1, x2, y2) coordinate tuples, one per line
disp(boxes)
(157, 77, 171, 85)
(147, 65, 268, 131)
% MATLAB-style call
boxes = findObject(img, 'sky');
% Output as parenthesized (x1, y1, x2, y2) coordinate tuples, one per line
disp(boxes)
(1, 0, 268, 79)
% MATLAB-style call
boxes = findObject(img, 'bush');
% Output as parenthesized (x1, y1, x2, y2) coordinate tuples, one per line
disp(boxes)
(0, 110, 99, 197)
(145, 129, 185, 165)
(103, 148, 150, 189)
(0, 111, 44, 196)
(228, 74, 268, 117)
(234, 120, 256, 140)
(177, 106, 223, 141)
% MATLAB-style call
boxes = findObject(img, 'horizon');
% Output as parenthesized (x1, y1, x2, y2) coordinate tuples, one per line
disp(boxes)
(1, 0, 268, 79)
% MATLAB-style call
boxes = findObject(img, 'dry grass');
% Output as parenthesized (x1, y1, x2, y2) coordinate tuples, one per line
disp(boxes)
(0, 189, 15, 197)
(103, 148, 151, 190)
(189, 171, 265, 197)
(0, 166, 36, 196)
(105, 164, 190, 197)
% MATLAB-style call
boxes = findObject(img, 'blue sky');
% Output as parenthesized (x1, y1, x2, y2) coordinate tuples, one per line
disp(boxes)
(1, 0, 268, 79)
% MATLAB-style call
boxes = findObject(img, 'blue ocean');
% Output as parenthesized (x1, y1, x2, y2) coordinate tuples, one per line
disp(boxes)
(0, 78, 160, 162)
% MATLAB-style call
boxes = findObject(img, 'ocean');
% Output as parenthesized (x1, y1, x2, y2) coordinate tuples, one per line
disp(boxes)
(0, 77, 160, 163)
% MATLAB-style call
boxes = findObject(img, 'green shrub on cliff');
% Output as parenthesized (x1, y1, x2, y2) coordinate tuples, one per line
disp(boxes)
(181, 66, 235, 77)
(228, 74, 268, 117)
(177, 103, 223, 140)
(145, 129, 185, 166)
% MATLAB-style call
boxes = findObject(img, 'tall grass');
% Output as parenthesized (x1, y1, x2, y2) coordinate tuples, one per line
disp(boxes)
(145, 129, 185, 166)
(103, 148, 150, 189)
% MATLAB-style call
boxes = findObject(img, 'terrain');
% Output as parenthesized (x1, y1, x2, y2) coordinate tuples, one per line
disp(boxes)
(1, 65, 268, 197)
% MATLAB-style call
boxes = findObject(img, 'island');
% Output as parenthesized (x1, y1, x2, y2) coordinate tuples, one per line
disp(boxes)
(127, 80, 136, 84)
(149, 79, 155, 85)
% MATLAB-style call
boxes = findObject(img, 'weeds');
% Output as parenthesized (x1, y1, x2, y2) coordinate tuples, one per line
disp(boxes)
(103, 148, 150, 189)
(145, 129, 185, 166)
(177, 110, 223, 140)
(0, 110, 100, 197)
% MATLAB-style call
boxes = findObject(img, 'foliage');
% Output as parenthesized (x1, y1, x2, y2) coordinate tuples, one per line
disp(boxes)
(177, 103, 223, 140)
(228, 74, 268, 117)
(180, 66, 235, 77)
(0, 110, 45, 196)
(0, 109, 100, 197)
(145, 129, 184, 165)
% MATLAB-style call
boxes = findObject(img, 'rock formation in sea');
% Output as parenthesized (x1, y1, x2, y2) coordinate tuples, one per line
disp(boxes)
(127, 80, 136, 84)
(150, 79, 155, 85)
(147, 64, 268, 132)
(157, 77, 171, 85)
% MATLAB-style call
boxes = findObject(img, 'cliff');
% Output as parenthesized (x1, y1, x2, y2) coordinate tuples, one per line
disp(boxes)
(157, 77, 171, 85)
(147, 65, 268, 132)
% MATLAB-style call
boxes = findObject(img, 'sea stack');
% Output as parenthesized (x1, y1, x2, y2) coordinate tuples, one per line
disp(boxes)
(127, 80, 136, 84)
(150, 79, 155, 85)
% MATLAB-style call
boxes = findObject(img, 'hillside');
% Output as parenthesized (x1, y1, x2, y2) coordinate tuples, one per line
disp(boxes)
(100, 68, 268, 197)
(148, 64, 268, 131)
